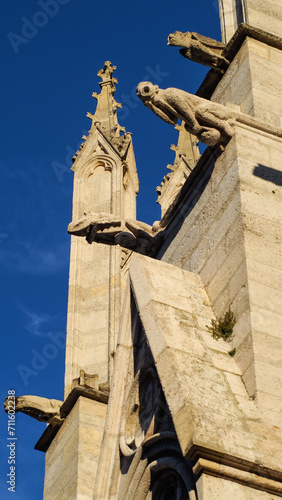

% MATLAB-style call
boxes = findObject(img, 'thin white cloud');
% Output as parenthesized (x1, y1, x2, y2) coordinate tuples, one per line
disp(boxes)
(0, 239, 69, 276)
(17, 304, 59, 337)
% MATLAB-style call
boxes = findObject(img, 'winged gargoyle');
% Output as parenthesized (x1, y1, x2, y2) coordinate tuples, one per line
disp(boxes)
(4, 396, 63, 424)
(168, 31, 229, 72)
(68, 212, 165, 257)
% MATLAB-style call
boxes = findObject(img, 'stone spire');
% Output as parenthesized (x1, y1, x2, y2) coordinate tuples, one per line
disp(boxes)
(64, 62, 139, 399)
(38, 62, 139, 499)
(156, 122, 200, 217)
(89, 61, 124, 140)
(70, 61, 132, 164)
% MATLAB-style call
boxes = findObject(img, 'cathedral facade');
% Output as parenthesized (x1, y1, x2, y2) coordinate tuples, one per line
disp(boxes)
(8, 0, 282, 498)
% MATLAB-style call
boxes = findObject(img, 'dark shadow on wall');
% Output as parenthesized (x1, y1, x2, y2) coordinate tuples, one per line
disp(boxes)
(253, 164, 282, 186)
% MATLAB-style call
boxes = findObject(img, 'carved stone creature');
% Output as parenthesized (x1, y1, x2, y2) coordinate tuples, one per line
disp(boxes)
(68, 212, 164, 257)
(168, 31, 229, 71)
(4, 396, 63, 423)
(137, 82, 282, 147)
(137, 82, 235, 146)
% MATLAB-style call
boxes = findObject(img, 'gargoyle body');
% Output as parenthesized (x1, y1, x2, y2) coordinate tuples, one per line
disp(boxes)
(136, 82, 282, 147)
(137, 82, 235, 146)
(4, 396, 63, 424)
(168, 31, 229, 71)
(68, 212, 164, 257)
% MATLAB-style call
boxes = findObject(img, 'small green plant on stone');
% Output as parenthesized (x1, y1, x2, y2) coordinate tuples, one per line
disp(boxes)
(228, 348, 236, 357)
(208, 308, 236, 342)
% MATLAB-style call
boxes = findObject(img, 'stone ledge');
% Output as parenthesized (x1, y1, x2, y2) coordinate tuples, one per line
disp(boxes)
(193, 455, 282, 497)
(189, 445, 282, 482)
(197, 23, 282, 100)
(235, 121, 282, 144)
(34, 386, 108, 452)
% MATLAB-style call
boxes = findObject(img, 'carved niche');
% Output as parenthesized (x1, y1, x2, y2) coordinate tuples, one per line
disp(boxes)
(75, 156, 115, 214)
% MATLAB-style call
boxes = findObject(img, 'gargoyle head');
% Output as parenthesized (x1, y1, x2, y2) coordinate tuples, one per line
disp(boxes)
(167, 31, 191, 47)
(136, 82, 159, 102)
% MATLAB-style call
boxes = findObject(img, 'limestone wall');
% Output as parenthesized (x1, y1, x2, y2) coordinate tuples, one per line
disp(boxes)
(66, 237, 125, 396)
(43, 398, 107, 500)
(127, 254, 282, 498)
(212, 38, 282, 129)
(218, 0, 282, 42)
(196, 473, 282, 500)
(159, 125, 282, 416)
(245, 0, 282, 40)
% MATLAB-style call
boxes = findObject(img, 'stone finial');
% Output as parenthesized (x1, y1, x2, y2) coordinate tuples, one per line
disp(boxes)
(87, 61, 126, 140)
(97, 61, 118, 85)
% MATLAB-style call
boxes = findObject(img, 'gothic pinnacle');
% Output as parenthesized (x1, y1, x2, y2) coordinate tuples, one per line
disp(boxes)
(97, 61, 118, 85)
(89, 61, 123, 139)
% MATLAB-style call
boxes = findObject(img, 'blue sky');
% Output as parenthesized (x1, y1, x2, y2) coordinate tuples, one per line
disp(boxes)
(0, 1, 222, 498)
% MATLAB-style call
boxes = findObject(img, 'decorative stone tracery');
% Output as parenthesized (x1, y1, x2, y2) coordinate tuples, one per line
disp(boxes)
(119, 366, 162, 456)
(118, 432, 196, 500)
(75, 155, 115, 178)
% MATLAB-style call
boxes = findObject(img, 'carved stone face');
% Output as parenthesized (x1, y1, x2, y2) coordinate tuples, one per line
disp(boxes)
(167, 31, 190, 47)
(136, 81, 157, 101)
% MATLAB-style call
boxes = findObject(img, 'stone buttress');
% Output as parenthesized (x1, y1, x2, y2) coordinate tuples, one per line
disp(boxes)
(94, 2, 282, 499)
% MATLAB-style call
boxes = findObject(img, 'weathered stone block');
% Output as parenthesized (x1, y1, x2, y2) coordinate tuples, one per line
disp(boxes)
(43, 398, 107, 500)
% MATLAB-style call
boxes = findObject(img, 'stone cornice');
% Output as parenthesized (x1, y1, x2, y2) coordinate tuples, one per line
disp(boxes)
(192, 455, 282, 497)
(34, 386, 108, 452)
(197, 23, 282, 100)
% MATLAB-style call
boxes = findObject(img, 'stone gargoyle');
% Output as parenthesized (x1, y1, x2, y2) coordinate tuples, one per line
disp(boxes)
(4, 396, 63, 424)
(136, 82, 282, 147)
(137, 81, 235, 146)
(168, 31, 229, 71)
(68, 212, 164, 257)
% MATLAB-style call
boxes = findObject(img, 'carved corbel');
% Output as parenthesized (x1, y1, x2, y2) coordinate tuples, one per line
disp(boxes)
(71, 369, 110, 396)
